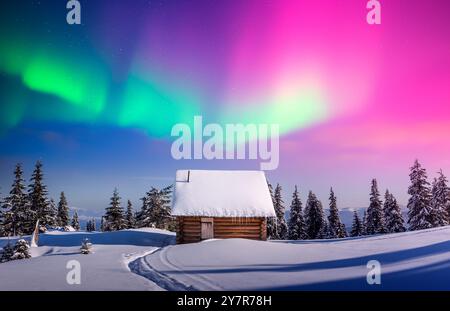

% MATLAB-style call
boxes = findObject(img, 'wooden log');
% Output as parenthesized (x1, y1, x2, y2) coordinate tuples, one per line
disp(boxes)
(214, 228, 261, 233)
(214, 234, 261, 239)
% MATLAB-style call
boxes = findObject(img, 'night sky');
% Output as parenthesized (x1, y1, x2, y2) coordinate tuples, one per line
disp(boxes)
(0, 0, 449, 217)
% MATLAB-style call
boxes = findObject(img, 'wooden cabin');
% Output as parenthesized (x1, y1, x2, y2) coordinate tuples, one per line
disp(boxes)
(171, 170, 276, 244)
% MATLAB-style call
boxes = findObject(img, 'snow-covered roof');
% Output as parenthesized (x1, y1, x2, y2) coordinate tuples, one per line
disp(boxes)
(171, 170, 276, 217)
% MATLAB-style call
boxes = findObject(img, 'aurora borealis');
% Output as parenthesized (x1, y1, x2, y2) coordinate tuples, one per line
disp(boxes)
(0, 0, 449, 212)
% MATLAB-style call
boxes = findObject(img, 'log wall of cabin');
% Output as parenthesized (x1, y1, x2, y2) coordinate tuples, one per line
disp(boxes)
(176, 216, 268, 244)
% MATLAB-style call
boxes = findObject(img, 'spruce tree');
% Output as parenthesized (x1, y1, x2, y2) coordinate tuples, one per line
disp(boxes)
(407, 160, 433, 230)
(100, 216, 105, 232)
(126, 200, 135, 229)
(362, 210, 367, 235)
(304, 191, 326, 239)
(28, 161, 52, 230)
(0, 241, 14, 262)
(137, 186, 173, 229)
(71, 210, 80, 231)
(1, 164, 30, 236)
(91, 218, 96, 231)
(104, 188, 126, 231)
(266, 183, 278, 239)
(430, 170, 449, 227)
(48, 199, 57, 227)
(273, 184, 288, 240)
(350, 211, 363, 237)
(327, 188, 346, 238)
(366, 179, 385, 235)
(288, 186, 306, 240)
(11, 239, 31, 260)
(56, 192, 70, 227)
(383, 190, 406, 233)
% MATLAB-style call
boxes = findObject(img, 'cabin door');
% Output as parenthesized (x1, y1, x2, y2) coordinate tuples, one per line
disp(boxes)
(201, 218, 214, 240)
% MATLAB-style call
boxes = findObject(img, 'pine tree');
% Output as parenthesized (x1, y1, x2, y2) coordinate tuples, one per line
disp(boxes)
(288, 186, 306, 240)
(327, 188, 346, 238)
(304, 191, 326, 239)
(430, 170, 449, 227)
(71, 210, 80, 231)
(273, 184, 288, 240)
(100, 216, 105, 232)
(383, 190, 406, 233)
(362, 210, 368, 235)
(350, 211, 363, 237)
(126, 200, 135, 229)
(407, 160, 433, 230)
(11, 239, 31, 260)
(266, 183, 278, 239)
(91, 218, 96, 231)
(48, 199, 57, 227)
(28, 161, 53, 230)
(1, 164, 30, 236)
(0, 241, 14, 262)
(366, 179, 385, 235)
(137, 186, 173, 229)
(85, 220, 90, 231)
(318, 218, 329, 239)
(56, 192, 70, 227)
(104, 188, 126, 231)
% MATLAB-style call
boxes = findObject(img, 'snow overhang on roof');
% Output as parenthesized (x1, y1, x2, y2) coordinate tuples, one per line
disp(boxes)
(171, 170, 276, 217)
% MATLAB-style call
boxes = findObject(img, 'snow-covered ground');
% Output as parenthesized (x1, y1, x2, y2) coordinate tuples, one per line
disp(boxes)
(135, 226, 450, 290)
(0, 226, 449, 290)
(0, 228, 175, 290)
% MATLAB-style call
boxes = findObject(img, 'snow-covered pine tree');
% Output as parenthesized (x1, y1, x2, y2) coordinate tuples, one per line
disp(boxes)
(362, 210, 367, 235)
(103, 188, 127, 231)
(80, 238, 92, 254)
(383, 190, 406, 233)
(350, 211, 363, 237)
(56, 192, 70, 227)
(11, 239, 31, 260)
(1, 164, 30, 236)
(48, 199, 57, 227)
(71, 210, 80, 231)
(100, 216, 105, 232)
(86, 220, 92, 232)
(365, 179, 385, 235)
(319, 218, 329, 239)
(138, 185, 173, 229)
(273, 184, 288, 240)
(430, 170, 449, 227)
(28, 161, 53, 230)
(304, 191, 326, 239)
(91, 218, 96, 231)
(0, 241, 14, 262)
(327, 188, 346, 238)
(407, 160, 433, 231)
(126, 200, 135, 229)
(288, 186, 306, 240)
(266, 182, 278, 239)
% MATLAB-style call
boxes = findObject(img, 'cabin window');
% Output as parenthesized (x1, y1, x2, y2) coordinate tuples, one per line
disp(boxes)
(201, 218, 214, 240)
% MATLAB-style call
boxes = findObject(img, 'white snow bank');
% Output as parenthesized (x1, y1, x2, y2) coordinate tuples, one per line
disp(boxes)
(172, 170, 276, 217)
(0, 228, 175, 291)
(137, 226, 450, 290)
